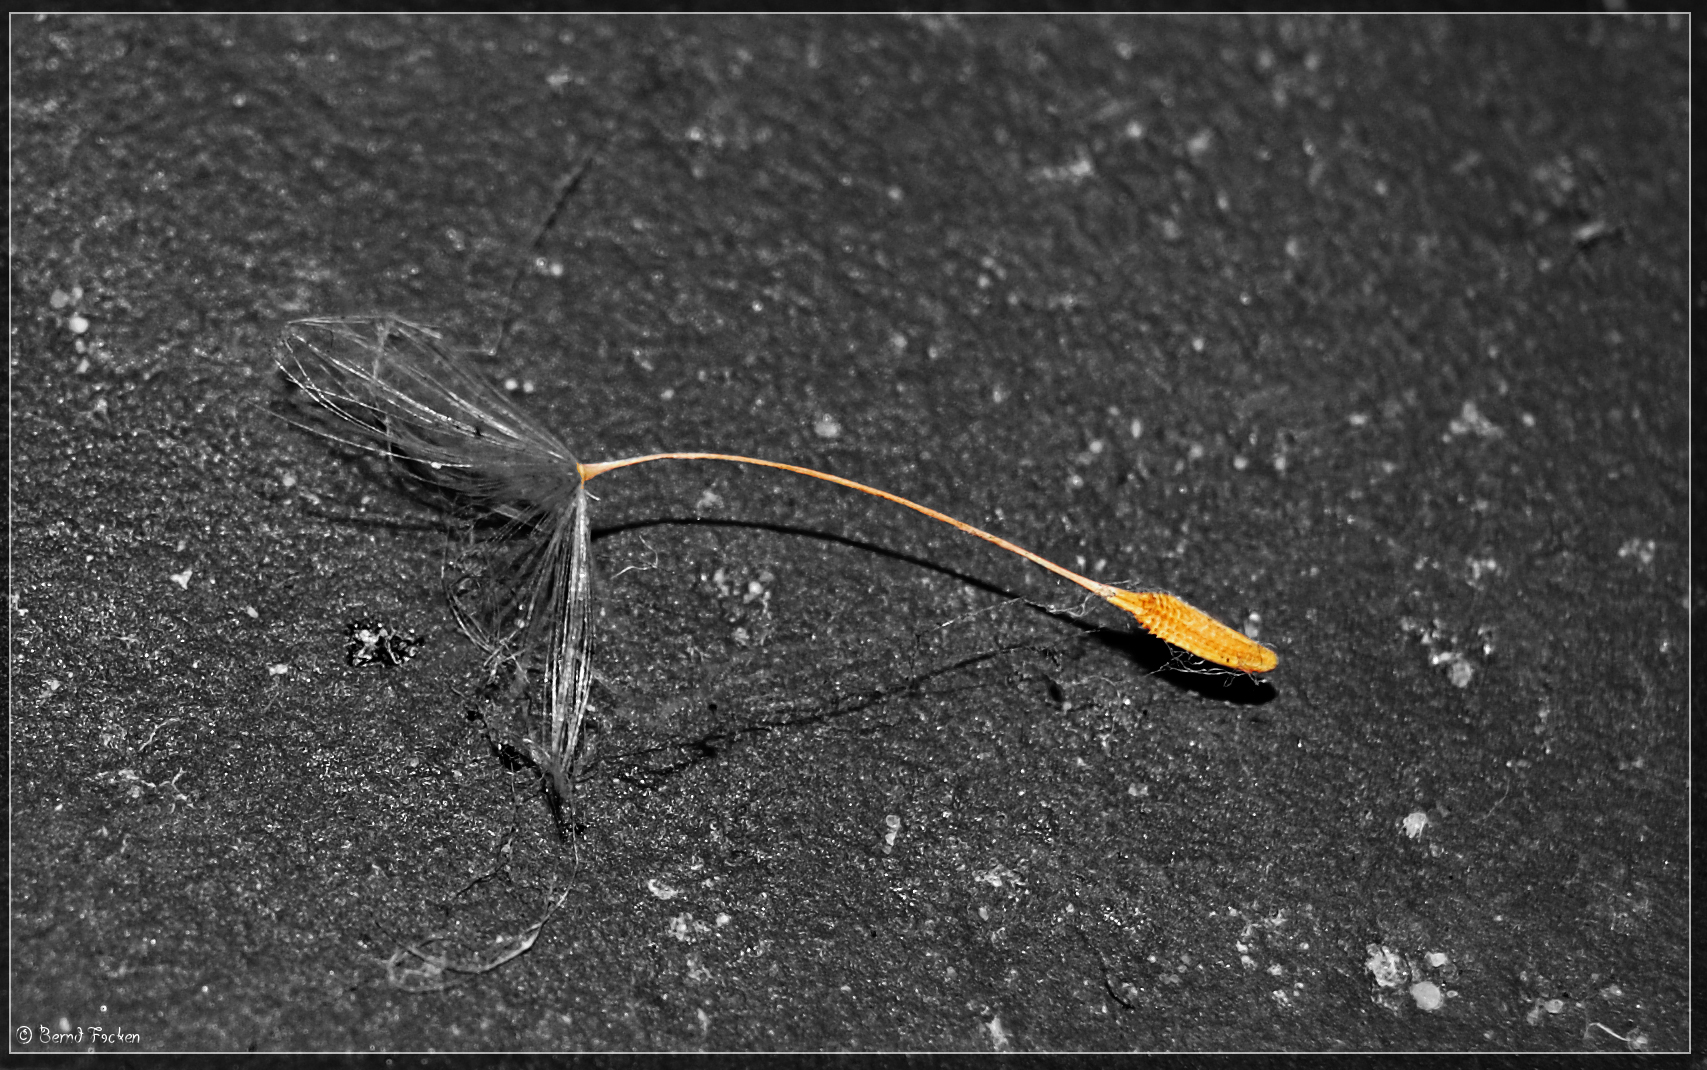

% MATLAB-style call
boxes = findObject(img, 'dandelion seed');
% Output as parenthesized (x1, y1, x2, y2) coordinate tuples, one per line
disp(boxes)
(280, 313, 1277, 825)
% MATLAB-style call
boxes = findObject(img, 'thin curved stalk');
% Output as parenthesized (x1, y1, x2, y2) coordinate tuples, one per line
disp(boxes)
(580, 452, 1277, 674)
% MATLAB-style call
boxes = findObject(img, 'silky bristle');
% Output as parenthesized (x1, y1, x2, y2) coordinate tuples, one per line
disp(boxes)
(283, 317, 600, 828)
(280, 316, 583, 526)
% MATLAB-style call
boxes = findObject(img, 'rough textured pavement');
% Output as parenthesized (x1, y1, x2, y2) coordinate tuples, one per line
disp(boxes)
(10, 14, 1688, 1054)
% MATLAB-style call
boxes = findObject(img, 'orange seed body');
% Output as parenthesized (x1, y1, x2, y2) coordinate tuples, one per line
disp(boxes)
(1103, 589, 1278, 674)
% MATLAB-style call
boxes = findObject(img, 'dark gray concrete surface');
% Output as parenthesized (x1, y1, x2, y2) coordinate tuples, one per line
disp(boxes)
(10, 14, 1687, 1054)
